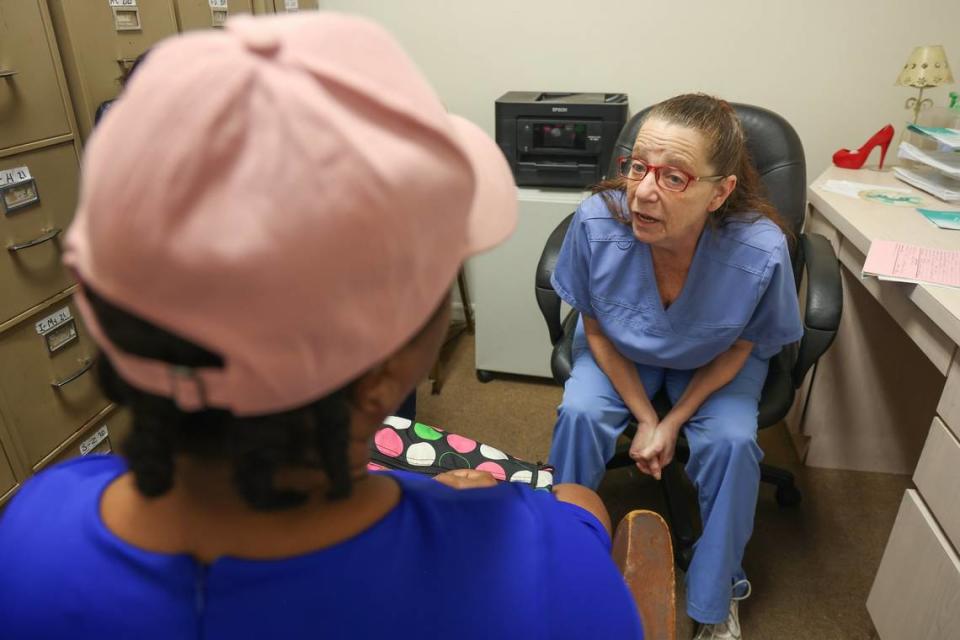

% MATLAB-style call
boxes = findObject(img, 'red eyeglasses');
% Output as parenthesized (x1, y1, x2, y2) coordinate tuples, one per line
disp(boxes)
(617, 156, 725, 193)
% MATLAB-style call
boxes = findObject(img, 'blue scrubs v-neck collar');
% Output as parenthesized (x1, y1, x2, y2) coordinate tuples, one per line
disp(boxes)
(640, 223, 711, 328)
(551, 191, 804, 370)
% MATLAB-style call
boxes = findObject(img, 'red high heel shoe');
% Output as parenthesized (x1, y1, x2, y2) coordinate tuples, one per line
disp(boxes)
(832, 124, 895, 170)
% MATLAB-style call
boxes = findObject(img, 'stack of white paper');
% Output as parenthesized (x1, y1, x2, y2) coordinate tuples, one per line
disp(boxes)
(897, 142, 960, 180)
(821, 179, 911, 199)
(893, 166, 960, 202)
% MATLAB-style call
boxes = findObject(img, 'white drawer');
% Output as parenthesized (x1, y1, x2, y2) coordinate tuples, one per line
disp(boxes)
(939, 354, 960, 439)
(915, 418, 960, 552)
(867, 490, 960, 639)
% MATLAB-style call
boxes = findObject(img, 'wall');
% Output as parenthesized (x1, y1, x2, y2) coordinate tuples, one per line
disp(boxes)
(324, 0, 960, 182)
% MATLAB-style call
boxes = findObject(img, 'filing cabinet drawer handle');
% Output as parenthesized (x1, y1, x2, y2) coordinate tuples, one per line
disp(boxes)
(7, 228, 61, 252)
(0, 70, 16, 79)
(51, 359, 93, 390)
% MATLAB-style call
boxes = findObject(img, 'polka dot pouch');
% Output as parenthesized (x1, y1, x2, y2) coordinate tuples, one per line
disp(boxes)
(368, 416, 555, 491)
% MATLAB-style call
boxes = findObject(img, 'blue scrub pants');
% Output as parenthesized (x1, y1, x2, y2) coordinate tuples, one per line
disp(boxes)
(548, 332, 767, 624)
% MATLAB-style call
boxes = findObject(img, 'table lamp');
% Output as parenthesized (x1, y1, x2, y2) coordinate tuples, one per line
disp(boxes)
(896, 45, 954, 124)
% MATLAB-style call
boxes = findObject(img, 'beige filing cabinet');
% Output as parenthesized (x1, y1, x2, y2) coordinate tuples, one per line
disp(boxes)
(265, 0, 321, 12)
(0, 297, 112, 471)
(0, 1, 74, 150)
(0, 141, 79, 326)
(174, 0, 254, 31)
(47, 0, 179, 142)
(0, 1, 123, 507)
(219, 1, 320, 17)
(46, 404, 133, 469)
(0, 438, 17, 503)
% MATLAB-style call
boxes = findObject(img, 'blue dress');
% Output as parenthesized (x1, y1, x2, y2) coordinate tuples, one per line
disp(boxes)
(548, 191, 803, 624)
(0, 455, 642, 639)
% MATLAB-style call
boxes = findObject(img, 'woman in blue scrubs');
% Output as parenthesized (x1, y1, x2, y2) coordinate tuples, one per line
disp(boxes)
(548, 93, 803, 640)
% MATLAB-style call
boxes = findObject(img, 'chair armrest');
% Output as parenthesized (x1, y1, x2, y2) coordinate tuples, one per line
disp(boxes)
(535, 212, 575, 345)
(612, 510, 676, 640)
(550, 310, 579, 385)
(792, 232, 843, 386)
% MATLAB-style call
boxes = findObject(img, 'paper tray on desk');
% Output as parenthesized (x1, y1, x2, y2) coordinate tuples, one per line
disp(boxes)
(893, 167, 960, 203)
(897, 142, 960, 180)
(906, 124, 960, 150)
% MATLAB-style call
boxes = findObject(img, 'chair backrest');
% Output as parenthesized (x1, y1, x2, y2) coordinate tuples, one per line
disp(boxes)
(610, 103, 807, 275)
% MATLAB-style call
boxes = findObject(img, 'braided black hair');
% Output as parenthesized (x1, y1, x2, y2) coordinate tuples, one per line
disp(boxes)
(88, 287, 355, 511)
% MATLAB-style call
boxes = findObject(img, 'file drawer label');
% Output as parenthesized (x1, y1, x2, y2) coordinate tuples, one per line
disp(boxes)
(0, 167, 32, 188)
(36, 306, 79, 353)
(79, 425, 110, 456)
(0, 166, 39, 214)
(35, 307, 73, 336)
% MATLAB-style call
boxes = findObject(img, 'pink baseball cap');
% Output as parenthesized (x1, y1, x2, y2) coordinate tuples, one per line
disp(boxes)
(63, 13, 516, 416)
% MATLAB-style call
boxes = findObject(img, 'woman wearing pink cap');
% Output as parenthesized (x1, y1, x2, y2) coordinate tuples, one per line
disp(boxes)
(0, 13, 643, 640)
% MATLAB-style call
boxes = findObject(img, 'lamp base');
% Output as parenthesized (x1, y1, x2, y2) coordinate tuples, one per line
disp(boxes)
(904, 86, 934, 125)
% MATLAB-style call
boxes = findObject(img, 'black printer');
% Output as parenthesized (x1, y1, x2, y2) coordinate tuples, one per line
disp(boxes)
(495, 91, 629, 188)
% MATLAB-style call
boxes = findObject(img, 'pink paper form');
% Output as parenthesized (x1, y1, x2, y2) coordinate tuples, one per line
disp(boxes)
(862, 240, 960, 288)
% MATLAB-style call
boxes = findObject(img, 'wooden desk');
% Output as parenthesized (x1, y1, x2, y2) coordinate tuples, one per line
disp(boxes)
(790, 166, 960, 639)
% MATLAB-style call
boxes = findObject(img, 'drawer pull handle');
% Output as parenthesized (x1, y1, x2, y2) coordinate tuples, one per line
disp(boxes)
(7, 228, 62, 252)
(116, 58, 138, 74)
(51, 359, 94, 390)
(0, 70, 16, 79)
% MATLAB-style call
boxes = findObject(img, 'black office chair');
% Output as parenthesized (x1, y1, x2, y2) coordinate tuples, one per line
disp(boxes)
(535, 103, 843, 568)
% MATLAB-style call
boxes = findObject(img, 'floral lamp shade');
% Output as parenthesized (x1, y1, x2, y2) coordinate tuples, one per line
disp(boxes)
(896, 45, 954, 88)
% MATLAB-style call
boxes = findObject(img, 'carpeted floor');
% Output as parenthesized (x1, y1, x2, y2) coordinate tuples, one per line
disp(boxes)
(416, 335, 910, 639)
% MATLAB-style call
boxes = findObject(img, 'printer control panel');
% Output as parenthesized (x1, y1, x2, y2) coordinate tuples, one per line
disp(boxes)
(518, 119, 603, 154)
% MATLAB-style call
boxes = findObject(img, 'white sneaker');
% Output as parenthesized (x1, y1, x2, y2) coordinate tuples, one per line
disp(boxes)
(693, 579, 751, 640)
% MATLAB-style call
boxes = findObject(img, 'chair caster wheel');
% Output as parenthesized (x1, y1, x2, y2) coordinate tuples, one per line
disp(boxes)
(476, 370, 495, 383)
(775, 484, 802, 507)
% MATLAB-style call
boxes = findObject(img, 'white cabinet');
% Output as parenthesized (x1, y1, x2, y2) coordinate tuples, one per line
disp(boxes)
(472, 188, 586, 379)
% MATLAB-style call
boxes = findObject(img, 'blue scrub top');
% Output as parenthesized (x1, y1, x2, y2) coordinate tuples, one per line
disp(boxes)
(0, 455, 642, 640)
(551, 192, 803, 368)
